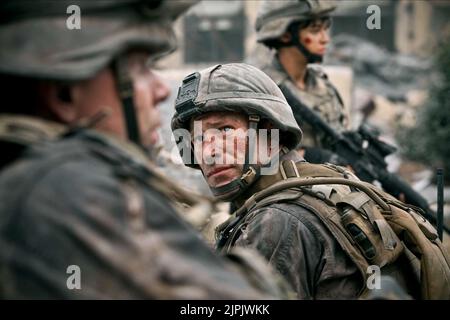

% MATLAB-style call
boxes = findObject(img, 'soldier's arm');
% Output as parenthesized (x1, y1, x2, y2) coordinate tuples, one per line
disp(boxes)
(233, 204, 326, 299)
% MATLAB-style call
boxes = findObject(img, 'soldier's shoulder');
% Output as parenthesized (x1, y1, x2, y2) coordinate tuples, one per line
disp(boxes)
(307, 65, 337, 89)
(0, 136, 118, 206)
(307, 65, 330, 80)
(238, 202, 329, 259)
(0, 131, 122, 182)
(307, 65, 344, 105)
(246, 200, 324, 234)
(0, 131, 168, 219)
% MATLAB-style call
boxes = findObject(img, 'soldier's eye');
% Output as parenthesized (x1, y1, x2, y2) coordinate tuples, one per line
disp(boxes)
(221, 126, 234, 133)
(322, 17, 332, 30)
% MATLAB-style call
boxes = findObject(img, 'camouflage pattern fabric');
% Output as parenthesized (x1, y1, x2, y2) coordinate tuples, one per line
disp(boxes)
(0, 115, 288, 299)
(257, 54, 349, 148)
(0, 0, 293, 300)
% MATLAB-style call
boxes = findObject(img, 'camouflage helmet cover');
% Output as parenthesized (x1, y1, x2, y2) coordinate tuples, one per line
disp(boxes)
(0, 0, 197, 81)
(255, 0, 337, 43)
(171, 63, 303, 168)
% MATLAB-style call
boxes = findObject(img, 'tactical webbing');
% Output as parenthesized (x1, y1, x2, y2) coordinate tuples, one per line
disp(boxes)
(217, 160, 450, 299)
(234, 177, 391, 218)
(280, 159, 300, 179)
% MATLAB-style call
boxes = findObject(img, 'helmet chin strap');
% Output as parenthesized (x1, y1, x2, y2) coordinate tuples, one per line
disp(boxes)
(209, 115, 261, 201)
(114, 55, 142, 146)
(293, 39, 323, 64)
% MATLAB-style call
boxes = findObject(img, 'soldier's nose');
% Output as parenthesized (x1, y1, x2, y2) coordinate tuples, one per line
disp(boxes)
(204, 140, 224, 165)
(203, 143, 215, 160)
(321, 29, 330, 44)
(153, 75, 170, 105)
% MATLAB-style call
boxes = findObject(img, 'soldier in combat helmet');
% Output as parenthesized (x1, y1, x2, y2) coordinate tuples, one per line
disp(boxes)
(252, 0, 349, 165)
(0, 0, 288, 299)
(171, 63, 450, 299)
(251, 0, 447, 229)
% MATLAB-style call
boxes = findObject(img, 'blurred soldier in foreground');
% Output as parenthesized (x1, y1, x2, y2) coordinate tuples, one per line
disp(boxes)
(171, 63, 450, 299)
(252, 0, 349, 164)
(0, 0, 288, 299)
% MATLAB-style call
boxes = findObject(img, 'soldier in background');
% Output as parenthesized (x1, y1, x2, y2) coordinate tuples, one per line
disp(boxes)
(0, 0, 288, 299)
(171, 63, 450, 299)
(252, 0, 443, 227)
(252, 0, 349, 165)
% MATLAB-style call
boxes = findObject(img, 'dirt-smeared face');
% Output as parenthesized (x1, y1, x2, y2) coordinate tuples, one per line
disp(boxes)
(191, 111, 248, 188)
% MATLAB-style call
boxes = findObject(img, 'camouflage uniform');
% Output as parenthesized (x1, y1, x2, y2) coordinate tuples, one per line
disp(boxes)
(0, 1, 287, 299)
(252, 0, 349, 158)
(219, 150, 364, 299)
(260, 57, 348, 148)
(172, 63, 423, 299)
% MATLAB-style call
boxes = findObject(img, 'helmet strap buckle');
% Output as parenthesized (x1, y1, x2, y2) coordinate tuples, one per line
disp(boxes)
(240, 166, 257, 186)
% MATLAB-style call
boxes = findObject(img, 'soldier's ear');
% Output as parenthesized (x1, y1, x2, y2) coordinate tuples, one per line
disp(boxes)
(38, 82, 77, 124)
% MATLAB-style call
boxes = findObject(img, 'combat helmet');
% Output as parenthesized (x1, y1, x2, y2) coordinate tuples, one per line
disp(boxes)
(0, 0, 197, 146)
(256, 0, 336, 63)
(171, 63, 303, 200)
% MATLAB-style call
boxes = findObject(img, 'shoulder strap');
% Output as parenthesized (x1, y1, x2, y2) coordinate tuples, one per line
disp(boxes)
(243, 175, 391, 210)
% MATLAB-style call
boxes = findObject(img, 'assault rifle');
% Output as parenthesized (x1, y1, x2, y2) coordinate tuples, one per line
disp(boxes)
(280, 84, 448, 234)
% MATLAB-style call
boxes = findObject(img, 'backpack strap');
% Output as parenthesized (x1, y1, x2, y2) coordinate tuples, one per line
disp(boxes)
(239, 176, 391, 217)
